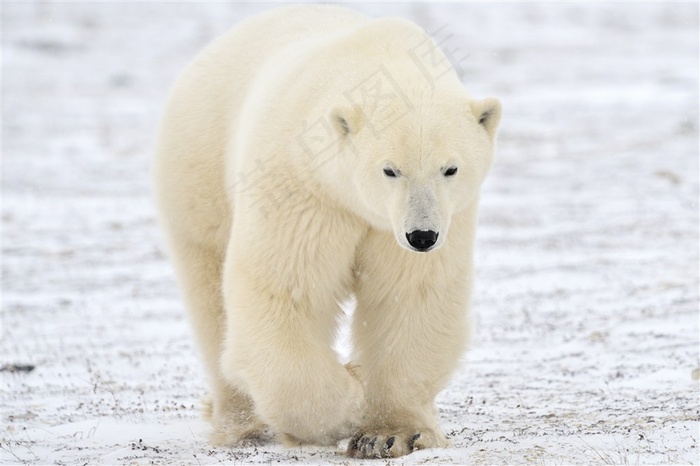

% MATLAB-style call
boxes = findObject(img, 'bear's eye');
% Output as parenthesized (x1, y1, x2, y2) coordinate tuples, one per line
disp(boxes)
(444, 167, 458, 177)
(383, 168, 398, 178)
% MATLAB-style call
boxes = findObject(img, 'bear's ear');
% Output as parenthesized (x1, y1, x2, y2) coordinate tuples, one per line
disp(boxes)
(471, 97, 502, 140)
(330, 105, 362, 136)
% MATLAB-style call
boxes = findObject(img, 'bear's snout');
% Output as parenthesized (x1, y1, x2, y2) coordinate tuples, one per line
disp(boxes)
(405, 230, 438, 252)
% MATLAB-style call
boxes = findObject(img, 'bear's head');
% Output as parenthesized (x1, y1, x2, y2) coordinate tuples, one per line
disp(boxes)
(329, 92, 501, 253)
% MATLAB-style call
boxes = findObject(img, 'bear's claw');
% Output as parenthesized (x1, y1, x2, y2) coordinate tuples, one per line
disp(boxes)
(347, 430, 430, 458)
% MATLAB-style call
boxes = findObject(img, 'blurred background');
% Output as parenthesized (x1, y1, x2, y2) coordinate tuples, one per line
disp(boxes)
(2, 3, 698, 464)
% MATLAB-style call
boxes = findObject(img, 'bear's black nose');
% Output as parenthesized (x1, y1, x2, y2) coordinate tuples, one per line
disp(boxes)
(406, 230, 438, 252)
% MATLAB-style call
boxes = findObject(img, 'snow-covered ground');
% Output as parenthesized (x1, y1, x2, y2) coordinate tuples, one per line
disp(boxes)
(2, 3, 698, 465)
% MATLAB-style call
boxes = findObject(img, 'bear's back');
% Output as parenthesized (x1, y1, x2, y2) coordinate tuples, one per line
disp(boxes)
(154, 6, 370, 252)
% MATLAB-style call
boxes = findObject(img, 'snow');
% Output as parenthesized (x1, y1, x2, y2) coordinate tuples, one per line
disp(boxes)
(2, 2, 698, 465)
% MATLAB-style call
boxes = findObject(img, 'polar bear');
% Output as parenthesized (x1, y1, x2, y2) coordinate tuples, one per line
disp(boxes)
(153, 4, 500, 459)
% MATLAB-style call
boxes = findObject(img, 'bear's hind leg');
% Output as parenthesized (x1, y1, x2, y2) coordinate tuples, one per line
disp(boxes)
(168, 239, 265, 444)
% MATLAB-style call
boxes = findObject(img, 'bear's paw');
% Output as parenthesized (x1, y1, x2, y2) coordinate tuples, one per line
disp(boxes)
(346, 427, 451, 458)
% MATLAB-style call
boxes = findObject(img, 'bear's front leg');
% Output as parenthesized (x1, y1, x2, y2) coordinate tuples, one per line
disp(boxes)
(349, 224, 474, 458)
(220, 257, 365, 446)
(219, 197, 368, 446)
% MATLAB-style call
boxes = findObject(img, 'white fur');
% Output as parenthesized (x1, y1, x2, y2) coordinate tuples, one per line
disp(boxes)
(153, 4, 501, 458)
